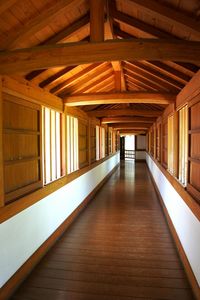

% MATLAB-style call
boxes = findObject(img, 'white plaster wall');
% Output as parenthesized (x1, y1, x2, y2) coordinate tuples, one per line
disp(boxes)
(146, 153, 200, 286)
(0, 153, 120, 287)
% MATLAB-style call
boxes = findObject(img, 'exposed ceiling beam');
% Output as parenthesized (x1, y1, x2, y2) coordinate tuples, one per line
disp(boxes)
(50, 63, 102, 94)
(124, 61, 184, 90)
(114, 27, 199, 74)
(71, 72, 114, 94)
(101, 116, 156, 123)
(84, 76, 114, 94)
(125, 72, 158, 91)
(4, 0, 79, 49)
(87, 109, 162, 118)
(120, 130, 146, 135)
(139, 61, 191, 83)
(42, 13, 90, 45)
(64, 92, 175, 106)
(60, 64, 112, 96)
(1, 39, 200, 74)
(109, 123, 151, 129)
(25, 16, 90, 81)
(113, 9, 173, 39)
(39, 66, 76, 88)
(129, 0, 200, 39)
(0, 0, 17, 14)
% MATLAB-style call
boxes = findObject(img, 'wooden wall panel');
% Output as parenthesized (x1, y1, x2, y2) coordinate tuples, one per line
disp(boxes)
(187, 98, 200, 204)
(3, 94, 42, 204)
(162, 118, 168, 168)
(79, 120, 89, 168)
(90, 125, 96, 163)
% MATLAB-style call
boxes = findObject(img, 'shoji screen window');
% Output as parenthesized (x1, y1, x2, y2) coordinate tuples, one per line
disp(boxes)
(168, 115, 174, 174)
(67, 115, 79, 174)
(43, 107, 62, 184)
(179, 106, 188, 186)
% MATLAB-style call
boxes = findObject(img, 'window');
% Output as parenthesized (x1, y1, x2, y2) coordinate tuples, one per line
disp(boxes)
(178, 105, 188, 186)
(43, 107, 62, 184)
(66, 115, 79, 174)
(168, 114, 174, 174)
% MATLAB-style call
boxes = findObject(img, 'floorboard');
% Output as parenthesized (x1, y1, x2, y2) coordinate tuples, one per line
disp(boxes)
(11, 161, 194, 300)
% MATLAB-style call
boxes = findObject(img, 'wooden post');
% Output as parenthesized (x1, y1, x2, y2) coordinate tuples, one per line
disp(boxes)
(90, 0, 105, 42)
(0, 76, 5, 207)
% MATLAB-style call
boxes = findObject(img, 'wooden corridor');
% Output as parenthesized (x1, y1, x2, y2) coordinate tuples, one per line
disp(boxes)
(11, 161, 194, 300)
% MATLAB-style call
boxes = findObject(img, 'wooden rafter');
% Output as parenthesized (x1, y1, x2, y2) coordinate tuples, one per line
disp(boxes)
(113, 9, 173, 39)
(50, 63, 102, 94)
(25, 16, 90, 81)
(1, 39, 200, 74)
(42, 13, 90, 45)
(125, 72, 158, 91)
(64, 92, 175, 106)
(124, 61, 183, 91)
(71, 72, 114, 94)
(59, 64, 112, 96)
(4, 0, 79, 49)
(39, 66, 76, 88)
(0, 0, 17, 15)
(129, 0, 200, 39)
(139, 61, 191, 84)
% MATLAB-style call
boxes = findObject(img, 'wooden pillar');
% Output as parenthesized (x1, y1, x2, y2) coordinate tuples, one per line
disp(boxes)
(0, 76, 4, 207)
(90, 0, 105, 42)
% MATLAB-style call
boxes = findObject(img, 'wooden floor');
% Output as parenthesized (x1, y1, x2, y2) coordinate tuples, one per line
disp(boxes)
(11, 161, 194, 300)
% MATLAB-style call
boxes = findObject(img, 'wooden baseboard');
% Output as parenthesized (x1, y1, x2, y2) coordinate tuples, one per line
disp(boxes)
(0, 163, 119, 300)
(147, 163, 200, 300)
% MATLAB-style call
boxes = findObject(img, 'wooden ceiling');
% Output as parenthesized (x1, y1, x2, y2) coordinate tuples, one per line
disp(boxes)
(0, 0, 200, 133)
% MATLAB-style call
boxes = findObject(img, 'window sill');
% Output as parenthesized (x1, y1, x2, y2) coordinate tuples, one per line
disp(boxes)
(0, 152, 119, 223)
(146, 152, 200, 221)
